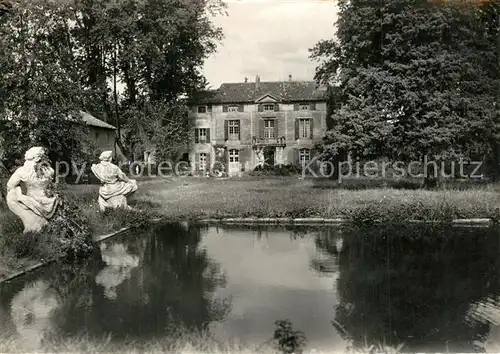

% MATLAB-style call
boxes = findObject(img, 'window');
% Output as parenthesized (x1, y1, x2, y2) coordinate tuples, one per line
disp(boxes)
(299, 149, 311, 165)
(229, 149, 239, 163)
(197, 106, 207, 113)
(198, 128, 207, 142)
(228, 120, 240, 140)
(299, 104, 309, 110)
(199, 153, 207, 171)
(228, 106, 239, 112)
(264, 119, 275, 139)
(299, 119, 311, 138)
(263, 104, 275, 111)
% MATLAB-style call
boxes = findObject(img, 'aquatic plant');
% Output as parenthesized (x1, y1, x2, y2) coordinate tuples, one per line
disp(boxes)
(273, 319, 308, 354)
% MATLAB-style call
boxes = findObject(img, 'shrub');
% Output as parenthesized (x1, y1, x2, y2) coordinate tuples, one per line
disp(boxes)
(1, 195, 93, 263)
(249, 164, 298, 177)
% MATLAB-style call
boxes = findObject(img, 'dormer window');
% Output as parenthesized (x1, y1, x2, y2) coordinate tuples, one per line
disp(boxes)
(197, 106, 207, 113)
(263, 104, 275, 111)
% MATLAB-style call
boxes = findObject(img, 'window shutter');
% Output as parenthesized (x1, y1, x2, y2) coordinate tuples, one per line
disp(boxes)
(309, 102, 316, 110)
(294, 103, 299, 111)
(238, 104, 244, 112)
(223, 105, 228, 112)
(195, 153, 200, 171)
(195, 129, 199, 143)
(206, 153, 211, 171)
(239, 148, 245, 171)
(238, 120, 241, 140)
(274, 103, 279, 112)
(258, 104, 263, 112)
(309, 119, 313, 139)
(295, 119, 299, 140)
(274, 120, 278, 138)
(294, 149, 299, 167)
(259, 119, 265, 139)
(224, 120, 228, 141)
(208, 104, 212, 112)
(206, 128, 211, 143)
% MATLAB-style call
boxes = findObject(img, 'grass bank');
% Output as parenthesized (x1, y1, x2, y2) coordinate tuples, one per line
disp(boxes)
(0, 326, 403, 354)
(2, 176, 499, 280)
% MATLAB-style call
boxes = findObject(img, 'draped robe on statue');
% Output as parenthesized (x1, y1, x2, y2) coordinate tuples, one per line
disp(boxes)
(91, 162, 138, 212)
(6, 163, 60, 233)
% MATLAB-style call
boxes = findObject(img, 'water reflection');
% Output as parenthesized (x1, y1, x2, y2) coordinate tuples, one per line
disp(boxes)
(0, 222, 231, 348)
(8, 280, 60, 349)
(2, 223, 500, 353)
(95, 242, 141, 300)
(314, 224, 500, 352)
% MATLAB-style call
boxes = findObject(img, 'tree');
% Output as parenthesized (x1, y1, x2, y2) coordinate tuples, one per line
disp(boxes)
(0, 0, 13, 16)
(70, 0, 226, 160)
(310, 0, 500, 183)
(0, 0, 94, 168)
(0, 0, 226, 168)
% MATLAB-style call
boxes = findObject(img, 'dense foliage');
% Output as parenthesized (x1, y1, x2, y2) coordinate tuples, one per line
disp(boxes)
(311, 0, 500, 180)
(0, 0, 225, 168)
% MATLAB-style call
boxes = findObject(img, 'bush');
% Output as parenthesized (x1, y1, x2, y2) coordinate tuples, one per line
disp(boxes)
(249, 164, 298, 177)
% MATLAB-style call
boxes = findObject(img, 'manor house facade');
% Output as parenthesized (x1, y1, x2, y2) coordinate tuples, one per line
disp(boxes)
(187, 75, 329, 177)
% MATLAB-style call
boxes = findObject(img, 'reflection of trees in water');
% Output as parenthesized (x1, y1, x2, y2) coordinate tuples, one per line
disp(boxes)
(315, 225, 500, 352)
(42, 222, 230, 343)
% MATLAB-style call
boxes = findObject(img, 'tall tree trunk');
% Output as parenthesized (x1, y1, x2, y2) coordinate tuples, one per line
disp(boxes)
(112, 42, 129, 159)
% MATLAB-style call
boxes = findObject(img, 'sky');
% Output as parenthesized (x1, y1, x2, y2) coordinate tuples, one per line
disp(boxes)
(203, 0, 339, 89)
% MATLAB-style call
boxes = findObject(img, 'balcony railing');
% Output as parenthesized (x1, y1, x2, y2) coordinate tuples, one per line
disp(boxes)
(252, 136, 286, 146)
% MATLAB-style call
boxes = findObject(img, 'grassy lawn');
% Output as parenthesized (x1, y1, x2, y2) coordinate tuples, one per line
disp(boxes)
(65, 176, 500, 222)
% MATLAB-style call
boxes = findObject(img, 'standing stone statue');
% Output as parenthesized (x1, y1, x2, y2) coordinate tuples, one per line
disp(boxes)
(91, 151, 138, 212)
(6, 147, 61, 233)
(256, 148, 265, 168)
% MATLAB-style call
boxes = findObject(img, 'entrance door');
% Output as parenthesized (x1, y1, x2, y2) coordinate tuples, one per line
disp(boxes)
(264, 147, 275, 167)
(228, 149, 240, 176)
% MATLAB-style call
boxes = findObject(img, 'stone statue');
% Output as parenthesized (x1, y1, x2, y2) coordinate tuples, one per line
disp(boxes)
(91, 151, 138, 212)
(6, 147, 60, 233)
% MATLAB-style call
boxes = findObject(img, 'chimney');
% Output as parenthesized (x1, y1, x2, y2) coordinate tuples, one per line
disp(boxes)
(255, 75, 260, 89)
(244, 77, 248, 83)
(289, 74, 292, 81)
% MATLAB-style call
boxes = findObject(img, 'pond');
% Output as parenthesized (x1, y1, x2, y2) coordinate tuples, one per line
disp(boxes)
(2, 222, 500, 352)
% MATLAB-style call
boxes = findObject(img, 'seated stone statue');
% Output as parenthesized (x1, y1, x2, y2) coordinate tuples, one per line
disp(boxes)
(6, 147, 61, 233)
(91, 151, 138, 212)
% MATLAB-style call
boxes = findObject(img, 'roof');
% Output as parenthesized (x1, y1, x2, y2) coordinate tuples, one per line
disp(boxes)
(77, 111, 116, 130)
(190, 80, 328, 105)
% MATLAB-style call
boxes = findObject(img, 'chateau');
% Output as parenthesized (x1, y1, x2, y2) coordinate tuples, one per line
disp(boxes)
(187, 75, 329, 176)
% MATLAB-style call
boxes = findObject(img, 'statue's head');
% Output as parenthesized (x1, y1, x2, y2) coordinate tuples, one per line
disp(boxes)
(24, 147, 46, 162)
(99, 151, 113, 162)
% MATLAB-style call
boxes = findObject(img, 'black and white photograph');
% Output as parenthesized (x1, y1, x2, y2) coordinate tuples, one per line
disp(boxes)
(1, 0, 500, 352)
